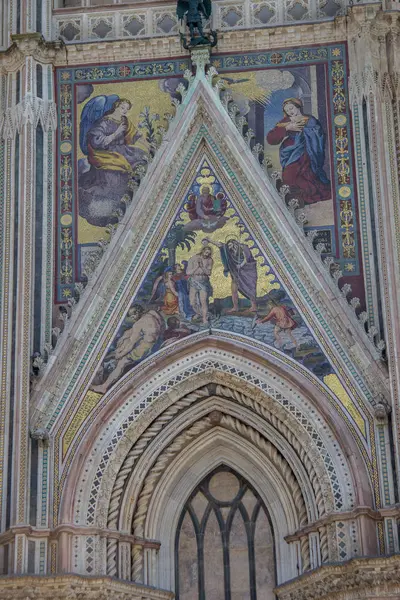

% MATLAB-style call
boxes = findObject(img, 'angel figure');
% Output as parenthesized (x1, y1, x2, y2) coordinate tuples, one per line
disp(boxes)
(78, 96, 148, 227)
(177, 0, 212, 45)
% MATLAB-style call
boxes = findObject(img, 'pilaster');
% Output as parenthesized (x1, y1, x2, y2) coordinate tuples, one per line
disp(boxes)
(0, 33, 59, 573)
(0, 59, 13, 538)
(347, 4, 400, 492)
(5, 0, 53, 43)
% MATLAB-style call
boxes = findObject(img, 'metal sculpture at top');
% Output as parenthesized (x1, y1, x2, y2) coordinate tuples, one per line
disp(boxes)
(177, 0, 217, 49)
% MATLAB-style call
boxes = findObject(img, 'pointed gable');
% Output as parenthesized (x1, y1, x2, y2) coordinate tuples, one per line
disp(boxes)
(32, 47, 389, 444)
(90, 156, 334, 395)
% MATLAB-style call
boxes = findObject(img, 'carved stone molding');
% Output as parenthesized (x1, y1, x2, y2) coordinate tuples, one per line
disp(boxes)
(86, 363, 352, 526)
(275, 554, 400, 600)
(30, 427, 50, 446)
(0, 575, 173, 599)
(347, 4, 400, 100)
(103, 384, 335, 537)
(0, 33, 66, 72)
(50, 18, 347, 67)
(0, 94, 57, 139)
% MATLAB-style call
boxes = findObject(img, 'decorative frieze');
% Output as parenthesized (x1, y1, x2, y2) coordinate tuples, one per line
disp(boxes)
(52, 0, 350, 45)
(0, 34, 65, 71)
(0, 94, 57, 139)
(275, 554, 400, 600)
(0, 574, 174, 599)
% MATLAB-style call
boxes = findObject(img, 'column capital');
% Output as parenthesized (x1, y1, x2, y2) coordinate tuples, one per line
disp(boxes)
(0, 34, 65, 72)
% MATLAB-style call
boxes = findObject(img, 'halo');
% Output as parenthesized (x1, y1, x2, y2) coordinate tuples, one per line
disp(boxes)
(200, 183, 213, 194)
(283, 97, 303, 108)
(225, 234, 239, 244)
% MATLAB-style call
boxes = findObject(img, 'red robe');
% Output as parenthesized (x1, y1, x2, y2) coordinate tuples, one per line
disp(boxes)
(267, 116, 331, 204)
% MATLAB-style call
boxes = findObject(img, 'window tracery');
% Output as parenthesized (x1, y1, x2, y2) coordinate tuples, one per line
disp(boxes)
(175, 466, 276, 600)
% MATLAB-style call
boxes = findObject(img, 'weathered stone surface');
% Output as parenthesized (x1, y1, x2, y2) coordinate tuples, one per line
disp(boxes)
(0, 575, 173, 600)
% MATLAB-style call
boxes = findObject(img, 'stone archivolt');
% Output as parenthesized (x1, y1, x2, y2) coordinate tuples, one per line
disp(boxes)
(49, 340, 388, 595)
(104, 384, 335, 536)
(78, 351, 357, 532)
(63, 359, 364, 587)
(127, 405, 310, 580)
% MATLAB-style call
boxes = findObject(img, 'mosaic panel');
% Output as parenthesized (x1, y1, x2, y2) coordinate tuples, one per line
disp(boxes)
(55, 45, 364, 306)
(51, 122, 377, 521)
(56, 58, 190, 303)
(89, 157, 336, 393)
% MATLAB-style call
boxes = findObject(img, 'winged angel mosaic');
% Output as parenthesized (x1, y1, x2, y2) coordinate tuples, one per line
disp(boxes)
(78, 94, 156, 227)
(91, 161, 334, 394)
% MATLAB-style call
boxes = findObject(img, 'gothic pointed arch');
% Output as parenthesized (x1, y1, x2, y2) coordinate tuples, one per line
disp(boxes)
(2, 2, 400, 598)
(52, 341, 383, 591)
(174, 465, 276, 599)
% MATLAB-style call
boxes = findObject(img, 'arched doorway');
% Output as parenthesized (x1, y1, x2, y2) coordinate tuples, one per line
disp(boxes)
(57, 348, 375, 588)
(175, 466, 276, 600)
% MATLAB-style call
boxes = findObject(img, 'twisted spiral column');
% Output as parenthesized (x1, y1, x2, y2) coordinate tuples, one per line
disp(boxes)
(216, 384, 334, 516)
(319, 525, 329, 563)
(106, 538, 118, 577)
(129, 410, 309, 580)
(108, 388, 209, 528)
(131, 417, 214, 580)
(218, 414, 308, 526)
(106, 388, 209, 574)
(106, 384, 322, 578)
(131, 543, 143, 583)
(300, 535, 311, 572)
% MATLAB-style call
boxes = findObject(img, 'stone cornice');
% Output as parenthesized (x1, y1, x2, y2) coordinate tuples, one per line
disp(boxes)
(45, 4, 398, 68)
(0, 524, 161, 548)
(51, 20, 348, 67)
(275, 554, 400, 600)
(284, 505, 384, 542)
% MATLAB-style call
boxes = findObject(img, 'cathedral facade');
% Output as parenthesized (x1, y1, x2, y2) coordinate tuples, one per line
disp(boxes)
(0, 0, 400, 598)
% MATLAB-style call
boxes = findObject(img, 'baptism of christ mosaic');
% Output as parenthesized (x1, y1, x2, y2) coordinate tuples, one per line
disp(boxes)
(90, 159, 335, 393)
(55, 45, 365, 308)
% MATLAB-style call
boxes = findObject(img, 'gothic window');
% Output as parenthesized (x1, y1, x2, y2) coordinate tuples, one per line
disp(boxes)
(175, 467, 276, 600)
(36, 0, 42, 32)
(36, 64, 42, 99)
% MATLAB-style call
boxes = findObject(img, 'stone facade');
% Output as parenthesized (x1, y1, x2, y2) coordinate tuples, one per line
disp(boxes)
(0, 0, 400, 598)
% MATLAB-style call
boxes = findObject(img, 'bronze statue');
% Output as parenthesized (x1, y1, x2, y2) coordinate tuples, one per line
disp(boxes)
(177, 0, 216, 47)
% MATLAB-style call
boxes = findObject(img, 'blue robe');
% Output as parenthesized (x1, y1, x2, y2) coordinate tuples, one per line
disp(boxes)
(279, 116, 330, 185)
